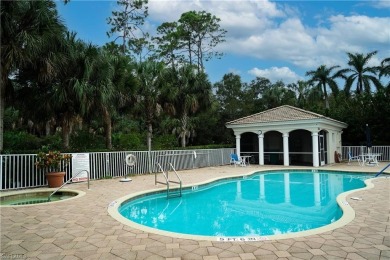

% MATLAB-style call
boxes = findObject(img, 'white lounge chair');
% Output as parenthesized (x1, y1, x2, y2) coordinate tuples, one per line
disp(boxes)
(348, 152, 361, 166)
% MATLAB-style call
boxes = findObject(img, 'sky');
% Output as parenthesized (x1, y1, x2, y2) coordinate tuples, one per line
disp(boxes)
(56, 0, 390, 84)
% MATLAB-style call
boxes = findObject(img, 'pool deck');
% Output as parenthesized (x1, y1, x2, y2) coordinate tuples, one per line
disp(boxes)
(1, 163, 389, 260)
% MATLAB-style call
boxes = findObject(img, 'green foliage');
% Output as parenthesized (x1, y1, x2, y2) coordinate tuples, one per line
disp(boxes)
(112, 132, 145, 150)
(154, 10, 226, 72)
(41, 135, 63, 151)
(153, 134, 177, 150)
(2, 1, 390, 152)
(107, 0, 149, 55)
(3, 131, 42, 153)
(4, 107, 19, 129)
(35, 150, 72, 172)
(182, 144, 233, 150)
(69, 130, 106, 152)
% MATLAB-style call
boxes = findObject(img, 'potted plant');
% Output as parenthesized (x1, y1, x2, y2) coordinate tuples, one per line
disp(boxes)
(35, 150, 72, 188)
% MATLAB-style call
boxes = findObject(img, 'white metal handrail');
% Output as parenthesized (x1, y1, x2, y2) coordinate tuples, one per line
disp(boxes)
(155, 162, 182, 198)
(168, 162, 182, 197)
(155, 163, 169, 186)
(48, 170, 90, 201)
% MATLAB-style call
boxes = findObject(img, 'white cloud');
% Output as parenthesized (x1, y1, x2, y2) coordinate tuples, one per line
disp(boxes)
(372, 0, 390, 9)
(223, 13, 389, 69)
(248, 66, 301, 84)
(148, 0, 284, 37)
(320, 15, 390, 50)
(146, 0, 389, 78)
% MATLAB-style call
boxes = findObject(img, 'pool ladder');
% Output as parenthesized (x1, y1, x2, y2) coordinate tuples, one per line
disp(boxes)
(155, 162, 182, 199)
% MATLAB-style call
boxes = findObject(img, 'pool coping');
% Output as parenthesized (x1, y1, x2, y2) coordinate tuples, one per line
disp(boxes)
(107, 168, 377, 241)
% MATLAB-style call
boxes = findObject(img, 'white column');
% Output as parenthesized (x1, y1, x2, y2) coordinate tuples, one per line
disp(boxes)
(235, 134, 241, 157)
(283, 133, 289, 166)
(313, 173, 321, 206)
(258, 134, 264, 165)
(284, 172, 290, 203)
(312, 132, 319, 167)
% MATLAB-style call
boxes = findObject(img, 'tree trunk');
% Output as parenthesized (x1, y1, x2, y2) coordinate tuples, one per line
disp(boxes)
(180, 112, 188, 148)
(147, 122, 153, 152)
(358, 76, 363, 94)
(0, 73, 6, 153)
(322, 83, 329, 110)
(45, 120, 51, 136)
(62, 119, 71, 149)
(102, 107, 112, 149)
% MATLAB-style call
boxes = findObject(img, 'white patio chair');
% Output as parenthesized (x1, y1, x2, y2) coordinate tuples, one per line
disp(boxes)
(230, 154, 244, 167)
(348, 152, 361, 166)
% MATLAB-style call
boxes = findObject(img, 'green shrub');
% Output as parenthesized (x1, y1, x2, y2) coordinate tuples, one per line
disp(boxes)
(40, 134, 62, 151)
(112, 132, 146, 150)
(70, 130, 106, 152)
(3, 131, 42, 153)
(153, 134, 178, 150)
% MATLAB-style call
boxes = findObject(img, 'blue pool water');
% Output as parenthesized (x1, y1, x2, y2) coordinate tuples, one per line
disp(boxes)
(119, 171, 372, 237)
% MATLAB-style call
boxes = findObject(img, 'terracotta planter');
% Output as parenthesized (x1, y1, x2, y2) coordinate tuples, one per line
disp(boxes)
(45, 172, 66, 188)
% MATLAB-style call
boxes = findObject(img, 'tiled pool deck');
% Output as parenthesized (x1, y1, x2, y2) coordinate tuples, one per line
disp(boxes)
(1, 164, 389, 259)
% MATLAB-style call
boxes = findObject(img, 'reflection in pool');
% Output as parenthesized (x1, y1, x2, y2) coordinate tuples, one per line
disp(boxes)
(119, 171, 371, 237)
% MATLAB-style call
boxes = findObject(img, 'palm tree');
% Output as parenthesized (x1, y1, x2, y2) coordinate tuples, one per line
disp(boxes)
(84, 48, 134, 149)
(82, 48, 116, 149)
(133, 60, 166, 152)
(48, 32, 94, 149)
(287, 80, 311, 107)
(306, 65, 344, 110)
(164, 64, 212, 147)
(344, 51, 382, 94)
(0, 0, 65, 152)
(379, 57, 390, 88)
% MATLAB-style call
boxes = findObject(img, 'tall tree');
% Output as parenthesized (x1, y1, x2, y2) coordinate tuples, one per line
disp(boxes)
(0, 0, 65, 152)
(243, 77, 272, 114)
(261, 81, 296, 109)
(306, 65, 344, 110)
(133, 61, 165, 152)
(344, 51, 382, 94)
(379, 57, 390, 88)
(164, 64, 211, 147)
(107, 0, 148, 55)
(178, 11, 226, 72)
(83, 49, 127, 149)
(287, 80, 311, 108)
(214, 73, 245, 121)
(50, 32, 96, 149)
(154, 22, 184, 70)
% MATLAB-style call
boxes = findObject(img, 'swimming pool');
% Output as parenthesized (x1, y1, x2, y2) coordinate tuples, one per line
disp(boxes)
(113, 170, 373, 239)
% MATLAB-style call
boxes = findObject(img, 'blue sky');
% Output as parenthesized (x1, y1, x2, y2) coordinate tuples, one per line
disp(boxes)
(56, 0, 390, 84)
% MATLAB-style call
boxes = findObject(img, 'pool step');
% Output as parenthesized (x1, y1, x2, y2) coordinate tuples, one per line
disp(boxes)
(167, 188, 182, 199)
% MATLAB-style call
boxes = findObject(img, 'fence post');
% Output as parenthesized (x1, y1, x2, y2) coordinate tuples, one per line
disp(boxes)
(105, 153, 110, 177)
(0, 155, 3, 190)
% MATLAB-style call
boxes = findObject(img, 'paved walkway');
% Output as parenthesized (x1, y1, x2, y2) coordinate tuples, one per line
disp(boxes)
(1, 164, 389, 259)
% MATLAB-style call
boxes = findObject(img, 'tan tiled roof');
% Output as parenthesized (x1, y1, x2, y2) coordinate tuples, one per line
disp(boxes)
(226, 105, 330, 125)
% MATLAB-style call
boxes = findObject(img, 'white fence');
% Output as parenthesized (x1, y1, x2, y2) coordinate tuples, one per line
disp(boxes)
(1, 146, 389, 191)
(0, 149, 233, 190)
(341, 146, 390, 162)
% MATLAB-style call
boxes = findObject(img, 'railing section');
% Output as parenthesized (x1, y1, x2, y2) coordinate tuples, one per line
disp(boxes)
(1, 148, 233, 190)
(341, 146, 390, 162)
(2, 146, 388, 191)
